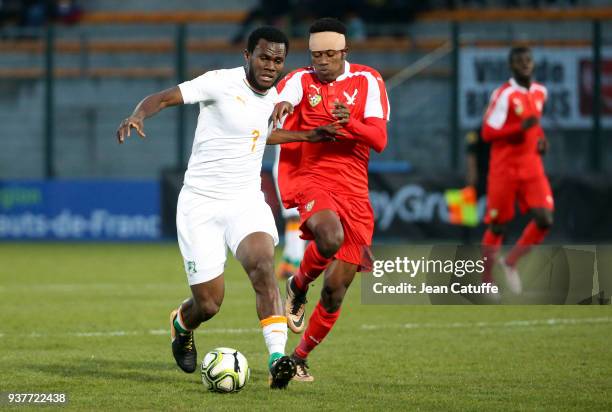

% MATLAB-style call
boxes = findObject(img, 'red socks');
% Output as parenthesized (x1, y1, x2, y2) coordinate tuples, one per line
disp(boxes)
(482, 229, 503, 283)
(481, 221, 550, 282)
(505, 221, 549, 267)
(294, 302, 340, 359)
(293, 242, 333, 292)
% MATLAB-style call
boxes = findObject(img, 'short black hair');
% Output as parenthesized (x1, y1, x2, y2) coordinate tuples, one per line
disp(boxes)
(247, 26, 289, 55)
(509, 46, 531, 63)
(309, 17, 347, 35)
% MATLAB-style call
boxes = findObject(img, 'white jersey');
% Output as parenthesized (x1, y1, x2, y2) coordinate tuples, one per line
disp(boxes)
(178, 67, 277, 199)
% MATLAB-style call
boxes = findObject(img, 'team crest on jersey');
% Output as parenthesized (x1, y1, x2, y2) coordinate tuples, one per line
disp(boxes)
(512, 97, 524, 115)
(308, 84, 322, 107)
(186, 261, 197, 275)
(305, 200, 315, 212)
(309, 94, 322, 107)
(489, 209, 498, 218)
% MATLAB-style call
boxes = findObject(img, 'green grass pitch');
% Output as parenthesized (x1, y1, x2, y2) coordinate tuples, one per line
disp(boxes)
(0, 243, 610, 411)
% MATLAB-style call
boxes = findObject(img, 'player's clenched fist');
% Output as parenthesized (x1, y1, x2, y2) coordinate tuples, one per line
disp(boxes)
(116, 116, 146, 144)
(332, 100, 350, 124)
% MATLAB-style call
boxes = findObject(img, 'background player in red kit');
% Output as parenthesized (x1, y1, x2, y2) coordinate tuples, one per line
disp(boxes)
(481, 46, 554, 294)
(272, 17, 390, 381)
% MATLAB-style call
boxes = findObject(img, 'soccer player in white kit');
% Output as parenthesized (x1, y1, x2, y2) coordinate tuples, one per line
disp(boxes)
(116, 27, 339, 389)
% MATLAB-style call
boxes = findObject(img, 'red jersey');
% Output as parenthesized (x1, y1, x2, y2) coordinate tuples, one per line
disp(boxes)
(276, 61, 390, 207)
(482, 78, 547, 179)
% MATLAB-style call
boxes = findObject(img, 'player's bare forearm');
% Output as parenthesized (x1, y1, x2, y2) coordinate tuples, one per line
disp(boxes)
(267, 124, 340, 145)
(117, 86, 183, 143)
(267, 129, 310, 144)
(131, 87, 183, 120)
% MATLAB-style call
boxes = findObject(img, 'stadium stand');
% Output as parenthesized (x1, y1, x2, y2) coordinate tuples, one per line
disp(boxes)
(0, 4, 610, 178)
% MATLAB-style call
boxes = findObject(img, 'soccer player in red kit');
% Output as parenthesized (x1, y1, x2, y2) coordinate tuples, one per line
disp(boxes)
(271, 17, 390, 381)
(481, 46, 554, 294)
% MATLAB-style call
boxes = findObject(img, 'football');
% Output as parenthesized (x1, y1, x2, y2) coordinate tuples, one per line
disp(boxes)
(201, 347, 250, 393)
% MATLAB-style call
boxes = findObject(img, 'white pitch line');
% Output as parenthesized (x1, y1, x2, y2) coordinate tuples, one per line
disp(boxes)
(0, 282, 253, 292)
(0, 318, 609, 339)
(0, 327, 262, 339)
(75, 331, 139, 337)
(149, 328, 261, 335)
(360, 317, 612, 331)
(0, 283, 185, 292)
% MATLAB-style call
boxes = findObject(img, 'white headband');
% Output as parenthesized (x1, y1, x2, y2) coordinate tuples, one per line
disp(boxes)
(309, 32, 346, 52)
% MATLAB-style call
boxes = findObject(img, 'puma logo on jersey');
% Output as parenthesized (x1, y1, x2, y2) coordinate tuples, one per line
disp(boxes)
(512, 97, 524, 115)
(309, 84, 321, 93)
(235, 95, 246, 105)
(343, 89, 358, 105)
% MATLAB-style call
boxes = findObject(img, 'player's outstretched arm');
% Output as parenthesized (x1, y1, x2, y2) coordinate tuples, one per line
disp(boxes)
(116, 86, 184, 144)
(267, 124, 340, 145)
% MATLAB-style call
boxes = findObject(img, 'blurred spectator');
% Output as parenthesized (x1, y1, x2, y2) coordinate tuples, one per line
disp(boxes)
(354, 0, 432, 38)
(234, 0, 427, 42)
(346, 10, 366, 41)
(506, 0, 577, 7)
(290, 0, 364, 38)
(55, 0, 82, 25)
(20, 0, 48, 28)
(0, 0, 81, 35)
(290, 0, 431, 39)
(231, 0, 291, 44)
(229, 0, 582, 44)
(445, 0, 578, 7)
(0, 0, 21, 32)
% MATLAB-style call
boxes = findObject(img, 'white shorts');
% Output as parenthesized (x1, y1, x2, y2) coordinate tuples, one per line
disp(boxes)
(176, 187, 279, 285)
(273, 145, 300, 219)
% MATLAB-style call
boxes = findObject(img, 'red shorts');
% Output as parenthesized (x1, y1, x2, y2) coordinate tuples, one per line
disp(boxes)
(485, 173, 554, 224)
(295, 188, 374, 271)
